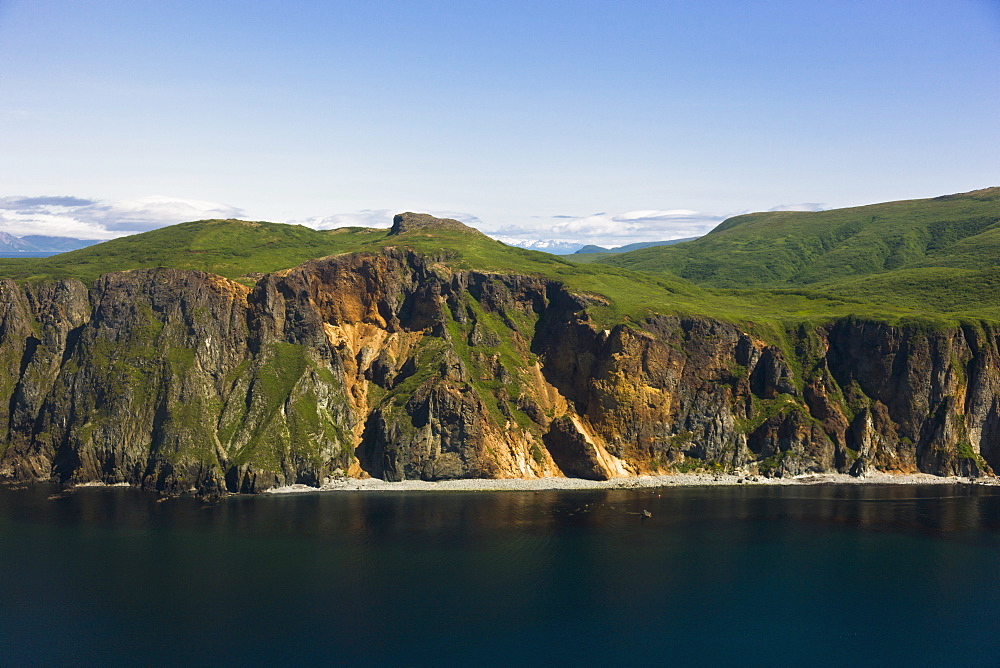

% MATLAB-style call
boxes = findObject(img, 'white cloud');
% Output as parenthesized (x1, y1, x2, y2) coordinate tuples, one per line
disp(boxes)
(88, 196, 244, 231)
(424, 210, 484, 227)
(0, 195, 245, 239)
(614, 209, 700, 220)
(768, 202, 826, 212)
(290, 209, 396, 230)
(485, 208, 726, 249)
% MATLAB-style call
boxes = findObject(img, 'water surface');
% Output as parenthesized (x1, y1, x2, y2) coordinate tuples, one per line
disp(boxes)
(2, 484, 999, 665)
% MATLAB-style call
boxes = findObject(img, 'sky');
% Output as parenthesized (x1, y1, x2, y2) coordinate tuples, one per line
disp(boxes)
(1, 0, 998, 249)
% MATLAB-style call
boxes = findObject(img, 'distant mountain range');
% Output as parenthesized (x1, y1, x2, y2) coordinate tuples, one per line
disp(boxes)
(503, 237, 700, 255)
(0, 231, 100, 254)
(573, 238, 698, 254)
(502, 239, 587, 254)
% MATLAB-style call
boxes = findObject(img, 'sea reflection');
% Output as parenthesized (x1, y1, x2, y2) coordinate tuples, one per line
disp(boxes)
(2, 483, 998, 539)
(2, 483, 1000, 665)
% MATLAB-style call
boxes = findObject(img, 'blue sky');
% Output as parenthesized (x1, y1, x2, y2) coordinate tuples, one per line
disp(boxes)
(1, 0, 997, 248)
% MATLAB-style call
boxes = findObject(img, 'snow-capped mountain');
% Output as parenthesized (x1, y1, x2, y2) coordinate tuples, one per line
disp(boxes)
(496, 239, 586, 254)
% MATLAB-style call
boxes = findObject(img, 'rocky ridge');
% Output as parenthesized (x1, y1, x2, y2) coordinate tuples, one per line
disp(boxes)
(0, 222, 996, 494)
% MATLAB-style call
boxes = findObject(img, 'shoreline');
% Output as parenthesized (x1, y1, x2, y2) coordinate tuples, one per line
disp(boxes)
(264, 472, 1000, 495)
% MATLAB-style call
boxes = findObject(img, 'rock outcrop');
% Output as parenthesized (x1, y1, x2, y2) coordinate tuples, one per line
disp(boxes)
(0, 248, 995, 494)
(389, 212, 484, 236)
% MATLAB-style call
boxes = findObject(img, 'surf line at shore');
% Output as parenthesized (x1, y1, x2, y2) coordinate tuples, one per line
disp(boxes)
(264, 472, 1000, 494)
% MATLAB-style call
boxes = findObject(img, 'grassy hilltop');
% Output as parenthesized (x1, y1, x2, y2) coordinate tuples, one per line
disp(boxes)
(600, 187, 1000, 285)
(591, 187, 1000, 317)
(0, 189, 998, 329)
(0, 220, 384, 285)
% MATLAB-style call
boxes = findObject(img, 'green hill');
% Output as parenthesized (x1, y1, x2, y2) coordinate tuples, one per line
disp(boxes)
(602, 187, 1000, 288)
(562, 252, 616, 264)
(574, 244, 612, 254)
(0, 219, 388, 285)
(2, 200, 999, 330)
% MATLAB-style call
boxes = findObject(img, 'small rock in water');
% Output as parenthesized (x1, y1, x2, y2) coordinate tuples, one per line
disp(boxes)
(642, 509, 652, 518)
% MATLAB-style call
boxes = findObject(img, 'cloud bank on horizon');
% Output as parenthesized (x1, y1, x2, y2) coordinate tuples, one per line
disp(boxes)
(0, 194, 820, 250)
(489, 209, 729, 251)
(0, 195, 245, 239)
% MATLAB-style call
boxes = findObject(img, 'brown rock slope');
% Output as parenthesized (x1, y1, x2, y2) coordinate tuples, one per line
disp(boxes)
(0, 246, 995, 494)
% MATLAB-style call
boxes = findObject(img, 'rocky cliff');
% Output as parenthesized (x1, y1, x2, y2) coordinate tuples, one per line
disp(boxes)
(0, 244, 996, 494)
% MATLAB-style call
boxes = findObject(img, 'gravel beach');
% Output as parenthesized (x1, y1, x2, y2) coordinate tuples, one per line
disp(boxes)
(264, 472, 1000, 494)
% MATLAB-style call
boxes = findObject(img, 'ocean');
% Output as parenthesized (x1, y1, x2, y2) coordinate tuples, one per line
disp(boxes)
(2, 483, 999, 666)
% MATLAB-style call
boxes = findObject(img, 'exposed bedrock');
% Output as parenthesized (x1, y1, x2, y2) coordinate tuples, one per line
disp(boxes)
(0, 250, 995, 494)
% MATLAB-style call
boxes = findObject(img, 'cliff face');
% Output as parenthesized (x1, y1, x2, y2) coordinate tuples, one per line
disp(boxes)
(0, 249, 995, 494)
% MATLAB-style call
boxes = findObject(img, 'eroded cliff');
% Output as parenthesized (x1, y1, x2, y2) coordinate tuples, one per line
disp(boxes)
(0, 246, 995, 494)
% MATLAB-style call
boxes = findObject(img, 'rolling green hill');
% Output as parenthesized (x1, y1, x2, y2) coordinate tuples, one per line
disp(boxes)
(0, 219, 387, 285)
(602, 187, 1000, 288)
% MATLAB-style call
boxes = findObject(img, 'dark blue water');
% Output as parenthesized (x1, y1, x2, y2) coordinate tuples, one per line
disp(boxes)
(2, 484, 1000, 666)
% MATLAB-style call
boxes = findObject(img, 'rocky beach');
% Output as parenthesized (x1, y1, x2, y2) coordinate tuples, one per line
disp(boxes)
(263, 471, 1000, 494)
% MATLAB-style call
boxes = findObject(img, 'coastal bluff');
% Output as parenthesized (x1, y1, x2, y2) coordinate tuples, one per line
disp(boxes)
(0, 233, 996, 495)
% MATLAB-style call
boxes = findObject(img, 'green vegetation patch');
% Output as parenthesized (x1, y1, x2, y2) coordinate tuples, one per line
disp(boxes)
(736, 393, 803, 434)
(441, 293, 538, 431)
